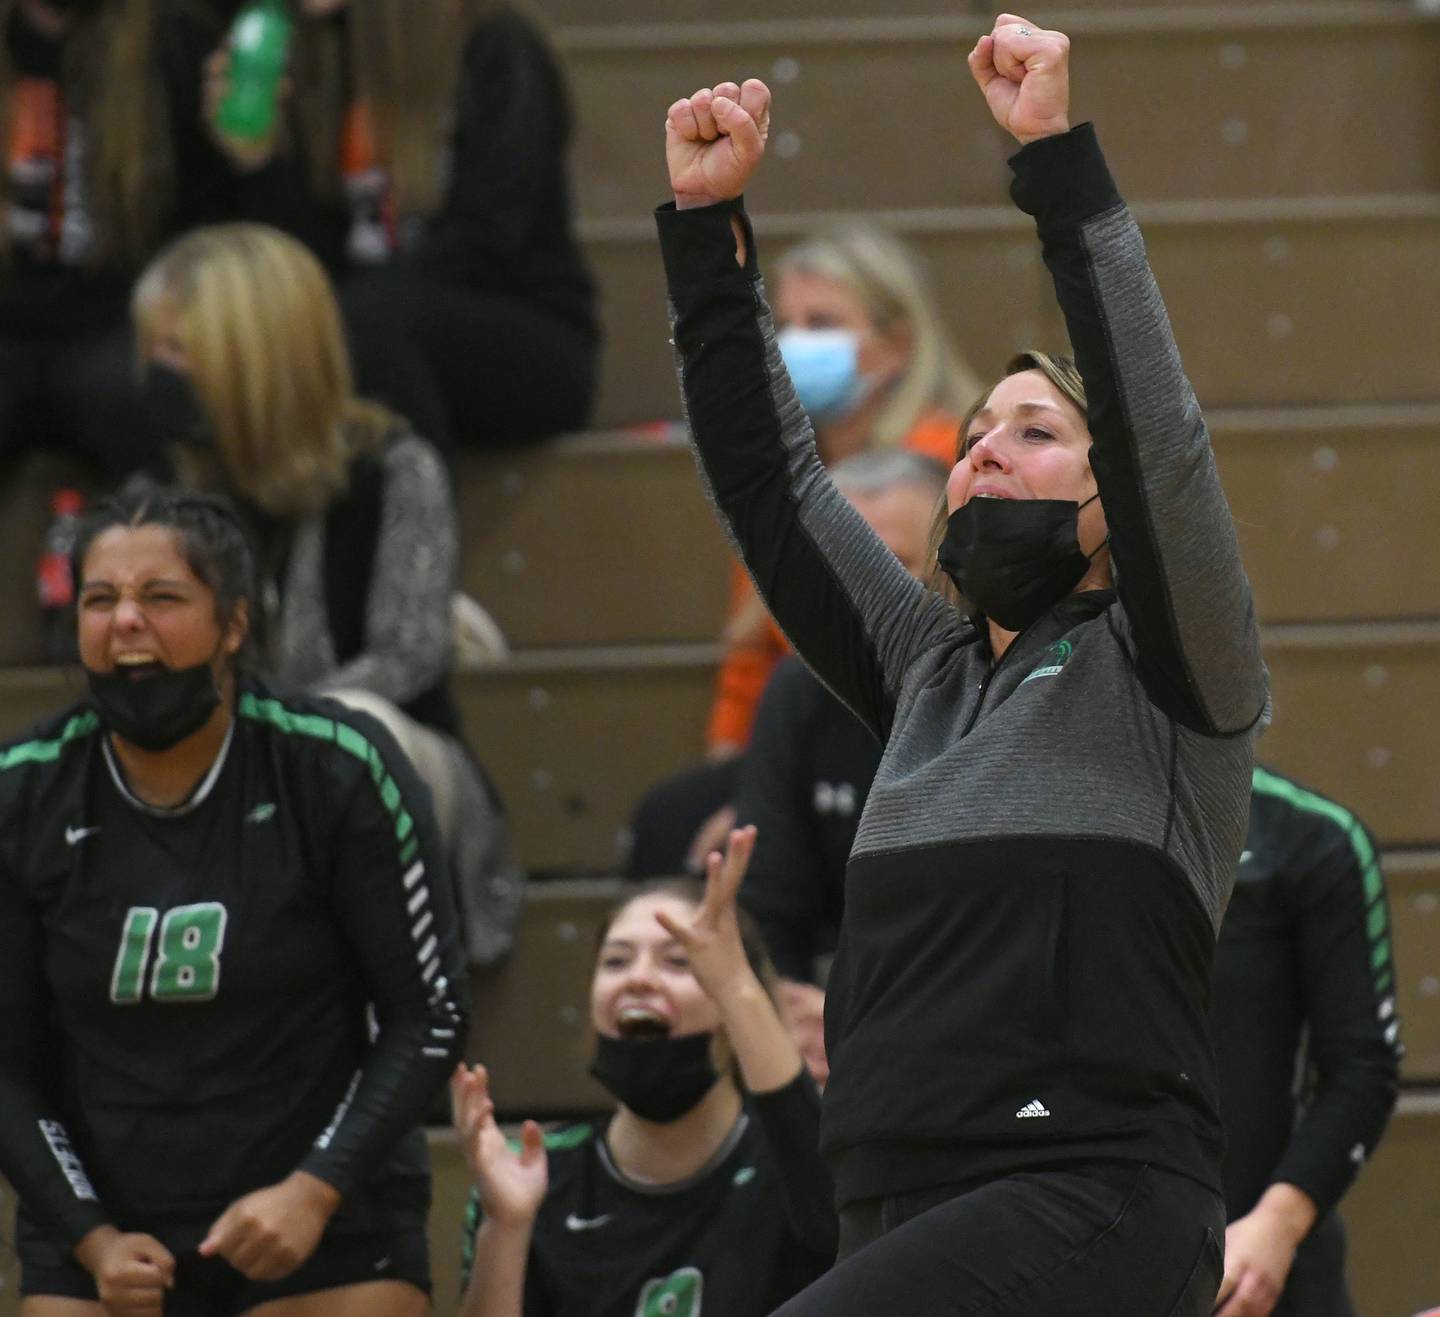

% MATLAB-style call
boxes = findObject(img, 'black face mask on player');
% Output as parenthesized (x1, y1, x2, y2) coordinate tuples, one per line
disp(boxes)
(88, 659, 222, 752)
(589, 1031, 721, 1124)
(937, 493, 1107, 634)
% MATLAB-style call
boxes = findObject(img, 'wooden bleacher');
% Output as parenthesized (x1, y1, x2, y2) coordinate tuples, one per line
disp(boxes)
(1, 1, 1438, 1312)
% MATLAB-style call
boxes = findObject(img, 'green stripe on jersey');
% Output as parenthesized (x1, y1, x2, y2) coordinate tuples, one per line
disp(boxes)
(0, 709, 100, 772)
(1251, 764, 1391, 980)
(238, 693, 415, 845)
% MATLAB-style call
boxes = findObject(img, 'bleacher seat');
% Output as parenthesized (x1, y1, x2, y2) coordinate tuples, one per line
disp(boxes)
(456, 648, 718, 873)
(457, 433, 730, 649)
(1344, 1093, 1440, 1315)
(1390, 852, 1440, 1083)
(1212, 405, 1440, 622)
(1263, 626, 1440, 847)
(560, 8, 1440, 221)
(581, 201, 1440, 428)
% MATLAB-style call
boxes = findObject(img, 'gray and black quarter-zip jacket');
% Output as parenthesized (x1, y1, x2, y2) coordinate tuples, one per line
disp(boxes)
(656, 123, 1269, 1208)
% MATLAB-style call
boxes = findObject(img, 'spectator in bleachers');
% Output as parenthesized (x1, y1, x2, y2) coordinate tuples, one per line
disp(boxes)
(0, 0, 272, 482)
(203, 0, 599, 457)
(133, 220, 521, 966)
(452, 825, 836, 1317)
(0, 486, 466, 1313)
(627, 230, 977, 877)
(657, 13, 1266, 1312)
(1213, 766, 1400, 1317)
(707, 223, 981, 758)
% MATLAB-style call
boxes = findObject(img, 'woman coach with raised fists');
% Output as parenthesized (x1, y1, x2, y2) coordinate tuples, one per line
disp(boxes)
(655, 13, 1268, 1315)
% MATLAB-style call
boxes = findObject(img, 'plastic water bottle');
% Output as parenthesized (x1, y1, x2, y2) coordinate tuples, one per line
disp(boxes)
(216, 0, 294, 143)
(37, 488, 85, 665)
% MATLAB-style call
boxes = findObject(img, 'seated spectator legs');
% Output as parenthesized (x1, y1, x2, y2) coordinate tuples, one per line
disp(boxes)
(0, 326, 159, 484)
(48, 321, 164, 484)
(342, 271, 597, 452)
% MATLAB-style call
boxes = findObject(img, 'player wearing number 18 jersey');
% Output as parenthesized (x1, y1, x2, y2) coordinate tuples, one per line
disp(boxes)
(0, 489, 468, 1315)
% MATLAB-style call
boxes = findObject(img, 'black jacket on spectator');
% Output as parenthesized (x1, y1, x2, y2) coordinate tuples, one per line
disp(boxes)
(736, 656, 879, 982)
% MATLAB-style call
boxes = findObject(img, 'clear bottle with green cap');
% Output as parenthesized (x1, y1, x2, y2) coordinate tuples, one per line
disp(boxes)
(216, 0, 294, 143)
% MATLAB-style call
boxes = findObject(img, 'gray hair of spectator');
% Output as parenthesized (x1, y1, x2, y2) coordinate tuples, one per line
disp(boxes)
(775, 223, 983, 450)
(830, 449, 950, 502)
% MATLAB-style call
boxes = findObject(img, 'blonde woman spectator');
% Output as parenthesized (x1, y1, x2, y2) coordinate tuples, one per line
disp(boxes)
(709, 223, 981, 754)
(0, 0, 280, 480)
(134, 221, 519, 966)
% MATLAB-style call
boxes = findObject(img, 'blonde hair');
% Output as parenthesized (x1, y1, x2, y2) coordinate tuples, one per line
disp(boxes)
(926, 350, 1092, 607)
(292, 0, 507, 218)
(775, 223, 982, 450)
(0, 0, 169, 263)
(132, 223, 396, 516)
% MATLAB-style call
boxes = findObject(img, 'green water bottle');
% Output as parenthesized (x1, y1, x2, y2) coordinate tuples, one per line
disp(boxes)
(216, 0, 294, 143)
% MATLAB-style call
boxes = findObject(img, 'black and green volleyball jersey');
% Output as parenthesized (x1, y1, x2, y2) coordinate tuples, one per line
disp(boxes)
(1212, 765, 1400, 1299)
(460, 1075, 835, 1317)
(0, 676, 469, 1250)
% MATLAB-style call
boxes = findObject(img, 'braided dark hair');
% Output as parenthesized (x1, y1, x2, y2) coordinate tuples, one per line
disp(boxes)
(72, 487, 259, 659)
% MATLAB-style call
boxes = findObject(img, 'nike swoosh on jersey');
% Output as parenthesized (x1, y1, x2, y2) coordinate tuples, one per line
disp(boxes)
(564, 1212, 612, 1232)
(65, 825, 100, 845)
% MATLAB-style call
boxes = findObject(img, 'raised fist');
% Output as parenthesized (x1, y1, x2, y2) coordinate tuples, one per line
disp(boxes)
(967, 13, 1071, 145)
(665, 79, 772, 210)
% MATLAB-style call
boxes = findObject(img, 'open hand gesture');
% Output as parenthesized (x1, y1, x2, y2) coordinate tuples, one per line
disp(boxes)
(451, 1064, 548, 1230)
(967, 13, 1071, 145)
(666, 80, 771, 209)
(654, 825, 758, 1003)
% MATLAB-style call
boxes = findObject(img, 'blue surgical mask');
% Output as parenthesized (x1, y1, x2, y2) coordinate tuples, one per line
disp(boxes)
(778, 327, 870, 420)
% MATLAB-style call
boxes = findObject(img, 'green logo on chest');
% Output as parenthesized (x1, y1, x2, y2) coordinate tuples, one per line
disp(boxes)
(636, 1267, 703, 1316)
(1021, 639, 1074, 685)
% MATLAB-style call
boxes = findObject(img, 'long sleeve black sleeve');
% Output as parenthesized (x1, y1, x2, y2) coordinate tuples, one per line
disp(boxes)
(658, 197, 959, 745)
(295, 707, 470, 1197)
(1265, 778, 1400, 1216)
(1009, 125, 1266, 737)
(748, 1071, 837, 1259)
(0, 856, 109, 1249)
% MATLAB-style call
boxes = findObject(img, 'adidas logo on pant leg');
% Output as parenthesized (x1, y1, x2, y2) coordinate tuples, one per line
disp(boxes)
(1015, 1099, 1051, 1118)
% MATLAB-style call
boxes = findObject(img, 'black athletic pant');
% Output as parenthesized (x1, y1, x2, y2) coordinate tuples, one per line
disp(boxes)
(774, 1162, 1224, 1317)
(341, 271, 598, 461)
(0, 323, 166, 483)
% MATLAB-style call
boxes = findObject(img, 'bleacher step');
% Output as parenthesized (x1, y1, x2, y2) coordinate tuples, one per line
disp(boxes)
(582, 199, 1440, 426)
